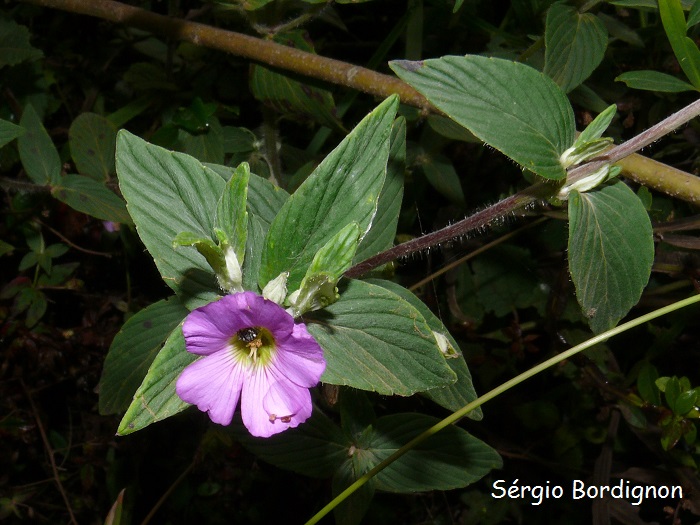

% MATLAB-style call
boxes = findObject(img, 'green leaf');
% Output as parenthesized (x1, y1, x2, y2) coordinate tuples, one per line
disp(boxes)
(353, 117, 406, 265)
(664, 377, 682, 411)
(45, 243, 68, 258)
(610, 0, 694, 6)
(205, 162, 290, 225)
(243, 215, 270, 293)
(307, 279, 456, 396)
(291, 223, 361, 314)
(0, 239, 14, 257)
(236, 0, 275, 10)
(637, 363, 661, 405)
(597, 13, 644, 48)
(0, 277, 29, 300)
(172, 232, 225, 274)
(180, 117, 226, 164)
(659, 0, 700, 90)
(104, 489, 125, 525)
(12, 285, 36, 314)
(332, 461, 375, 525)
(0, 119, 24, 148)
(568, 181, 654, 333)
(207, 163, 290, 292)
(259, 96, 399, 291)
(391, 56, 575, 180)
(561, 104, 617, 168)
(69, 113, 118, 181)
(234, 409, 350, 478)
(420, 152, 466, 207)
(172, 97, 216, 134)
(207, 163, 290, 291)
(655, 376, 670, 392)
(38, 262, 79, 286)
(221, 126, 257, 154)
(570, 84, 613, 113)
(660, 420, 685, 451)
(250, 31, 343, 130)
(18, 105, 61, 185)
(24, 288, 47, 328)
(18, 252, 37, 272)
(0, 19, 43, 68)
(615, 70, 697, 92)
(99, 297, 189, 415)
(243, 177, 288, 291)
(245, 169, 290, 224)
(215, 163, 249, 264)
(51, 174, 132, 224)
(25, 230, 43, 253)
(544, 3, 608, 93)
(116, 131, 226, 308)
(305, 222, 361, 282)
(576, 104, 617, 146)
(674, 389, 698, 415)
(107, 96, 152, 128)
(117, 324, 194, 434)
(366, 278, 482, 418)
(358, 414, 502, 492)
(688, 0, 700, 28)
(472, 245, 548, 318)
(427, 115, 479, 143)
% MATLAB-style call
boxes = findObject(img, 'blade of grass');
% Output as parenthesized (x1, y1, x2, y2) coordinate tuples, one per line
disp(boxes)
(304, 293, 700, 525)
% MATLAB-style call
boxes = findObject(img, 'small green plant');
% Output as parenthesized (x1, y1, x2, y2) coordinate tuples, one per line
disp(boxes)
(1, 230, 78, 327)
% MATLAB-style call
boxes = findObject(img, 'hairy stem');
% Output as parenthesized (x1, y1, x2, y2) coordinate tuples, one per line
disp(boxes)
(345, 184, 549, 278)
(347, 96, 700, 277)
(572, 97, 700, 205)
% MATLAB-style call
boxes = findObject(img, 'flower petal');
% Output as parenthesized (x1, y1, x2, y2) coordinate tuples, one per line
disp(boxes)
(273, 323, 326, 387)
(183, 292, 295, 355)
(231, 291, 295, 338)
(240, 368, 312, 437)
(176, 350, 245, 426)
(179, 291, 326, 437)
(263, 380, 312, 427)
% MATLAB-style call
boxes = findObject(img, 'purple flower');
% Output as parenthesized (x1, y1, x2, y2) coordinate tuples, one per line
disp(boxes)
(176, 291, 326, 437)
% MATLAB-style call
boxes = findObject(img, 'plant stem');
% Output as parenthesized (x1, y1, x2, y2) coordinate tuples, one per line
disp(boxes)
(345, 184, 550, 277)
(347, 97, 700, 277)
(18, 0, 434, 112)
(21, 0, 700, 204)
(21, 381, 79, 525)
(407, 217, 548, 291)
(304, 293, 700, 525)
(570, 97, 700, 205)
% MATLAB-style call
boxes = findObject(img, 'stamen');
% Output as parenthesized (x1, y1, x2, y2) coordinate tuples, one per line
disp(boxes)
(268, 414, 292, 424)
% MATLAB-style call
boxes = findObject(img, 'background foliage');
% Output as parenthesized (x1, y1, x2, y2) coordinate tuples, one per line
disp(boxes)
(2, 0, 700, 524)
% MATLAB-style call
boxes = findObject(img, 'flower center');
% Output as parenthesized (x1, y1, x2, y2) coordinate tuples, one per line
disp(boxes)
(237, 327, 259, 343)
(232, 326, 275, 367)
